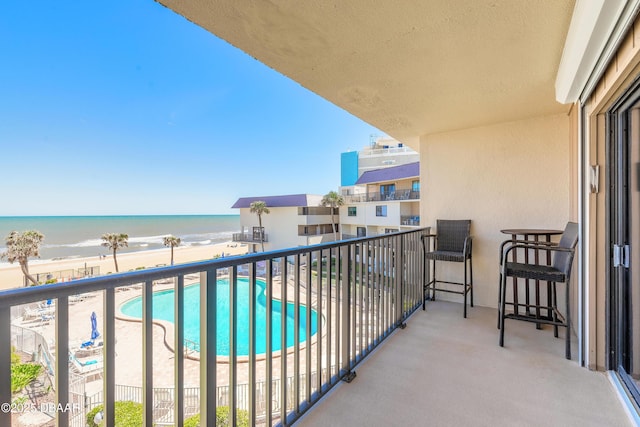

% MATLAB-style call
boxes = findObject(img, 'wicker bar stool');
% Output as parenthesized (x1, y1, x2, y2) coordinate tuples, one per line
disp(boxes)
(422, 219, 473, 318)
(498, 222, 578, 359)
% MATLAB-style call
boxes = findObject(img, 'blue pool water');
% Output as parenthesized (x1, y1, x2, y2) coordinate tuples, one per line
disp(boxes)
(120, 278, 318, 356)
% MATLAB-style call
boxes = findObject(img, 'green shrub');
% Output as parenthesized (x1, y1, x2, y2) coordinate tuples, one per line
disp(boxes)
(11, 363, 42, 393)
(11, 346, 21, 365)
(86, 401, 143, 427)
(184, 406, 250, 427)
(44, 279, 58, 284)
(184, 415, 199, 427)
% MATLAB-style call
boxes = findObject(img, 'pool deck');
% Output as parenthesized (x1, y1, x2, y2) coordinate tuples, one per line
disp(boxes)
(13, 271, 318, 398)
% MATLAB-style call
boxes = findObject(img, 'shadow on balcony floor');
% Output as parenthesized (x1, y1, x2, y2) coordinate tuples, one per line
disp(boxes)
(296, 301, 632, 427)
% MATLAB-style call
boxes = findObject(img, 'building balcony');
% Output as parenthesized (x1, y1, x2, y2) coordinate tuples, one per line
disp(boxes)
(0, 228, 631, 426)
(344, 189, 419, 203)
(358, 144, 415, 157)
(298, 224, 336, 236)
(232, 232, 269, 243)
(400, 215, 420, 226)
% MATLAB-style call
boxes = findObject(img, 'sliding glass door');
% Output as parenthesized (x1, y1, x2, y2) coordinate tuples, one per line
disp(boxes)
(609, 79, 640, 406)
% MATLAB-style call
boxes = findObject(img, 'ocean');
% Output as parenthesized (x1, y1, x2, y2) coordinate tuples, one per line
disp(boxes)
(0, 215, 239, 263)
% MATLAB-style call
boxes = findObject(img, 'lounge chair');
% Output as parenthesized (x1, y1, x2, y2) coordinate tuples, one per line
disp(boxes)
(39, 313, 54, 325)
(69, 353, 103, 381)
(69, 294, 86, 304)
(23, 305, 55, 321)
(153, 389, 173, 420)
(38, 300, 54, 310)
(74, 340, 103, 358)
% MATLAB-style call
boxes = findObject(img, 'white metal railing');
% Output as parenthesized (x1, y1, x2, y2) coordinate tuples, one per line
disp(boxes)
(232, 232, 269, 243)
(343, 189, 420, 203)
(359, 146, 415, 157)
(0, 228, 428, 426)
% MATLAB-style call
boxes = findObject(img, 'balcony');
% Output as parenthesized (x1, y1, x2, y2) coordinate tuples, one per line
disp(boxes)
(344, 189, 420, 204)
(358, 145, 415, 158)
(298, 224, 336, 236)
(400, 215, 420, 226)
(0, 228, 631, 426)
(232, 232, 269, 243)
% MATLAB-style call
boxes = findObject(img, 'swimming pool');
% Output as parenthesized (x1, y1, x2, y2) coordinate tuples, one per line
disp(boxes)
(119, 278, 318, 356)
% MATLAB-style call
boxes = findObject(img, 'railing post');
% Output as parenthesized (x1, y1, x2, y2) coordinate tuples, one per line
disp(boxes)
(315, 250, 323, 395)
(340, 245, 356, 383)
(104, 287, 116, 426)
(142, 280, 154, 427)
(326, 249, 332, 381)
(200, 269, 217, 427)
(305, 251, 313, 405)
(229, 266, 237, 427)
(174, 275, 185, 426)
(248, 262, 257, 426)
(293, 254, 300, 414)
(396, 235, 407, 329)
(280, 258, 288, 423)
(265, 259, 273, 426)
(0, 307, 10, 427)
(350, 243, 357, 372)
(55, 296, 69, 427)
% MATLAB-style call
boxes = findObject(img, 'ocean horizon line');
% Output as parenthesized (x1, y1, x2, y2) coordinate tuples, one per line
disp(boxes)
(0, 214, 239, 218)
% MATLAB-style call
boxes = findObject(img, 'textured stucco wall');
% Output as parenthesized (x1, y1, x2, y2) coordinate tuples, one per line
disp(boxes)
(240, 207, 337, 251)
(239, 207, 301, 251)
(420, 113, 571, 308)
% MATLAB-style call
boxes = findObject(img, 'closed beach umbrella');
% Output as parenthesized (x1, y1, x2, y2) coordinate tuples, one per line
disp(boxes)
(90, 311, 100, 340)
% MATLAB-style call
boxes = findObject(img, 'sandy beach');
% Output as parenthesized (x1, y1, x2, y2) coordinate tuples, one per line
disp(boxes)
(0, 241, 249, 291)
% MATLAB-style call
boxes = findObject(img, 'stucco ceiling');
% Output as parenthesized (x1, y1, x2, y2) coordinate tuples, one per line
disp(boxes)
(158, 0, 575, 148)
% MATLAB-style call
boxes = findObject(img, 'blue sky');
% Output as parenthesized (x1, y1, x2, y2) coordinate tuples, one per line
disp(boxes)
(0, 1, 381, 216)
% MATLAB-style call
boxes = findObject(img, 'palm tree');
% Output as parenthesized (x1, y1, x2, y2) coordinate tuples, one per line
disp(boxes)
(101, 233, 129, 272)
(321, 191, 344, 241)
(249, 201, 270, 252)
(1, 230, 44, 286)
(163, 235, 181, 266)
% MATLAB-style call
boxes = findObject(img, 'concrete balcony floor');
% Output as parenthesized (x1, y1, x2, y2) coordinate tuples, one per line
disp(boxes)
(297, 301, 633, 427)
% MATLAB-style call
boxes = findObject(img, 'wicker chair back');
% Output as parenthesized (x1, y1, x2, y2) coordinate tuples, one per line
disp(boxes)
(435, 219, 471, 253)
(552, 222, 579, 275)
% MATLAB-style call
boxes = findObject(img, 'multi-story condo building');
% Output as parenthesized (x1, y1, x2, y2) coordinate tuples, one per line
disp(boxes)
(231, 194, 339, 252)
(340, 161, 420, 239)
(340, 136, 419, 190)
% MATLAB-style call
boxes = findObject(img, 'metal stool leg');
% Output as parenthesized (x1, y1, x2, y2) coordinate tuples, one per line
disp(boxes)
(497, 267, 503, 329)
(470, 256, 474, 307)
(431, 259, 436, 301)
(463, 259, 468, 318)
(565, 280, 571, 360)
(422, 254, 426, 310)
(499, 271, 508, 347)
(552, 282, 559, 338)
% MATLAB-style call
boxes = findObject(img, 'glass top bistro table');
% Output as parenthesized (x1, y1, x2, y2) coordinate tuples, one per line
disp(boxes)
(500, 229, 563, 329)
